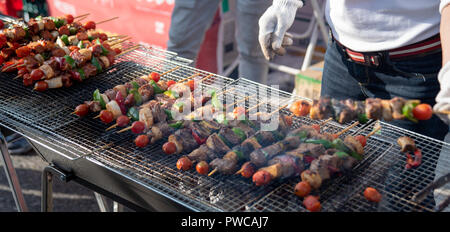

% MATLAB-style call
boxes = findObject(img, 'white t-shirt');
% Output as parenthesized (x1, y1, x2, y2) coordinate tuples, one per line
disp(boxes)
(326, 0, 450, 52)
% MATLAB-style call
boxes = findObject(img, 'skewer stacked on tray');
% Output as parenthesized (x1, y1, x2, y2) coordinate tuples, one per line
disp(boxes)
(0, 14, 133, 91)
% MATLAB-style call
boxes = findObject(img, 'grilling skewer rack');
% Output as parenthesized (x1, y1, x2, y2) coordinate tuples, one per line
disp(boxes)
(0, 35, 449, 211)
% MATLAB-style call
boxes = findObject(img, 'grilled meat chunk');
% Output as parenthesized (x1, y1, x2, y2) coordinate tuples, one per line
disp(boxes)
(250, 141, 285, 167)
(267, 154, 305, 179)
(309, 154, 340, 181)
(344, 135, 364, 156)
(169, 128, 198, 153)
(310, 96, 335, 120)
(397, 136, 416, 153)
(85, 101, 101, 112)
(390, 97, 406, 120)
(104, 89, 117, 101)
(287, 143, 326, 159)
(381, 99, 393, 121)
(206, 133, 230, 157)
(188, 144, 215, 162)
(365, 98, 383, 120)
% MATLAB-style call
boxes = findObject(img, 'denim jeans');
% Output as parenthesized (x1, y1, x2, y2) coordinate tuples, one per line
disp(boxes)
(321, 39, 448, 210)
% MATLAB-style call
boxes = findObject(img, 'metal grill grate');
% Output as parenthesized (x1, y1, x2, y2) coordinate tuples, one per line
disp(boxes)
(0, 42, 448, 212)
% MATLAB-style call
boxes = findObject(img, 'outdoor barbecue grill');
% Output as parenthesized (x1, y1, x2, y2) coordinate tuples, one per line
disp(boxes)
(0, 39, 449, 212)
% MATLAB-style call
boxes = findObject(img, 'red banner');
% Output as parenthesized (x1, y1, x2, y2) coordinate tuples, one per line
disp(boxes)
(46, 0, 175, 50)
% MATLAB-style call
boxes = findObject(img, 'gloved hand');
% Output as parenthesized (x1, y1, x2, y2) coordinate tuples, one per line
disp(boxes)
(258, 0, 304, 60)
(434, 61, 450, 124)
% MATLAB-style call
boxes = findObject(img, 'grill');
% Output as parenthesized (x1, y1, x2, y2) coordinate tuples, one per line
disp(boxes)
(0, 41, 448, 212)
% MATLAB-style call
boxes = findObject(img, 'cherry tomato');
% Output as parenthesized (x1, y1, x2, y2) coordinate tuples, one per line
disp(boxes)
(355, 135, 367, 147)
(84, 21, 96, 30)
(176, 156, 193, 171)
(99, 110, 114, 124)
(364, 187, 382, 203)
(18, 68, 28, 77)
(30, 69, 45, 81)
(196, 161, 209, 175)
(290, 100, 311, 117)
(240, 162, 256, 178)
(135, 134, 149, 148)
(162, 142, 177, 155)
(412, 103, 433, 121)
(186, 79, 195, 92)
(16, 46, 31, 58)
(22, 74, 33, 87)
(131, 121, 146, 134)
(65, 14, 74, 24)
(68, 46, 80, 52)
(253, 170, 272, 186)
(233, 107, 246, 118)
(99, 33, 108, 42)
(74, 104, 89, 117)
(303, 195, 321, 212)
(149, 72, 160, 82)
(34, 81, 48, 92)
(167, 80, 176, 88)
(311, 124, 320, 133)
(116, 115, 130, 127)
(102, 42, 111, 50)
(113, 47, 122, 55)
(294, 181, 311, 198)
(0, 34, 7, 48)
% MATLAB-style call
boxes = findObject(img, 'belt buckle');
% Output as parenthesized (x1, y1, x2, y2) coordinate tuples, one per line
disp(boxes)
(364, 53, 382, 68)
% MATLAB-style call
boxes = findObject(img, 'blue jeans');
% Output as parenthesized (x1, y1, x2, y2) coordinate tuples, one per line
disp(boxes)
(322, 39, 448, 210)
(321, 39, 448, 141)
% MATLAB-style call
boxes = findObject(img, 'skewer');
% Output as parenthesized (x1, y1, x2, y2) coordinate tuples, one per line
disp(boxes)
(107, 35, 129, 43)
(178, 73, 200, 84)
(208, 168, 218, 177)
(117, 125, 132, 134)
(96, 16, 119, 25)
(365, 122, 382, 138)
(433, 110, 450, 115)
(335, 121, 360, 137)
(319, 118, 333, 126)
(110, 37, 132, 47)
(161, 66, 181, 77)
(93, 115, 101, 119)
(115, 45, 140, 57)
(74, 13, 90, 19)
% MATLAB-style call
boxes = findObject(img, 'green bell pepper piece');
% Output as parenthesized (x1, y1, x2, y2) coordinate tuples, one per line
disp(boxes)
(69, 27, 77, 35)
(149, 80, 164, 94)
(215, 113, 228, 125)
(130, 81, 140, 90)
(332, 139, 362, 161)
(234, 150, 245, 161)
(335, 151, 349, 159)
(77, 41, 85, 49)
(127, 107, 139, 121)
(232, 127, 247, 142)
(93, 89, 106, 109)
(169, 121, 183, 129)
(53, 18, 65, 28)
(129, 89, 142, 106)
(78, 68, 86, 80)
(305, 138, 333, 149)
(88, 35, 94, 41)
(164, 109, 174, 120)
(91, 57, 102, 73)
(218, 134, 233, 148)
(95, 39, 109, 55)
(64, 55, 76, 69)
(164, 90, 179, 99)
(60, 34, 69, 46)
(358, 113, 369, 124)
(402, 100, 420, 123)
(211, 91, 223, 111)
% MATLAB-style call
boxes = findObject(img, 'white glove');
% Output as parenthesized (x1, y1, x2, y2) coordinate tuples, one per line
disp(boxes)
(258, 0, 304, 60)
(434, 61, 450, 124)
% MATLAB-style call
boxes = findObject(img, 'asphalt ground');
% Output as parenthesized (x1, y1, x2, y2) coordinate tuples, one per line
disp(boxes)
(0, 149, 130, 212)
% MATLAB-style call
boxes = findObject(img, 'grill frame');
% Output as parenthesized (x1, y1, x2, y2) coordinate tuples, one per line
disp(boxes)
(0, 42, 448, 212)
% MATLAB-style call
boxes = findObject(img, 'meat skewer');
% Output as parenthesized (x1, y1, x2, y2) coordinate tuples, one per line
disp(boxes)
(291, 96, 440, 124)
(177, 108, 293, 172)
(250, 123, 369, 186)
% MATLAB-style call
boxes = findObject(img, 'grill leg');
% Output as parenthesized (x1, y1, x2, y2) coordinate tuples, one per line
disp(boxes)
(41, 166, 53, 212)
(94, 192, 109, 212)
(0, 129, 28, 212)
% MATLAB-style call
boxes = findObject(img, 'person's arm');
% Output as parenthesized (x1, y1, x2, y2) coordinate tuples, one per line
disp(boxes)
(441, 3, 450, 65)
(433, 1, 450, 124)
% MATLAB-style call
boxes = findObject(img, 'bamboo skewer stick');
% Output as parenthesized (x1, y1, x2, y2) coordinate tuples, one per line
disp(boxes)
(335, 121, 360, 137)
(319, 118, 333, 126)
(109, 37, 131, 47)
(74, 13, 90, 19)
(433, 110, 450, 115)
(117, 125, 132, 134)
(161, 66, 181, 77)
(366, 122, 382, 139)
(107, 35, 129, 43)
(178, 73, 200, 83)
(96, 16, 119, 25)
(115, 45, 140, 57)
